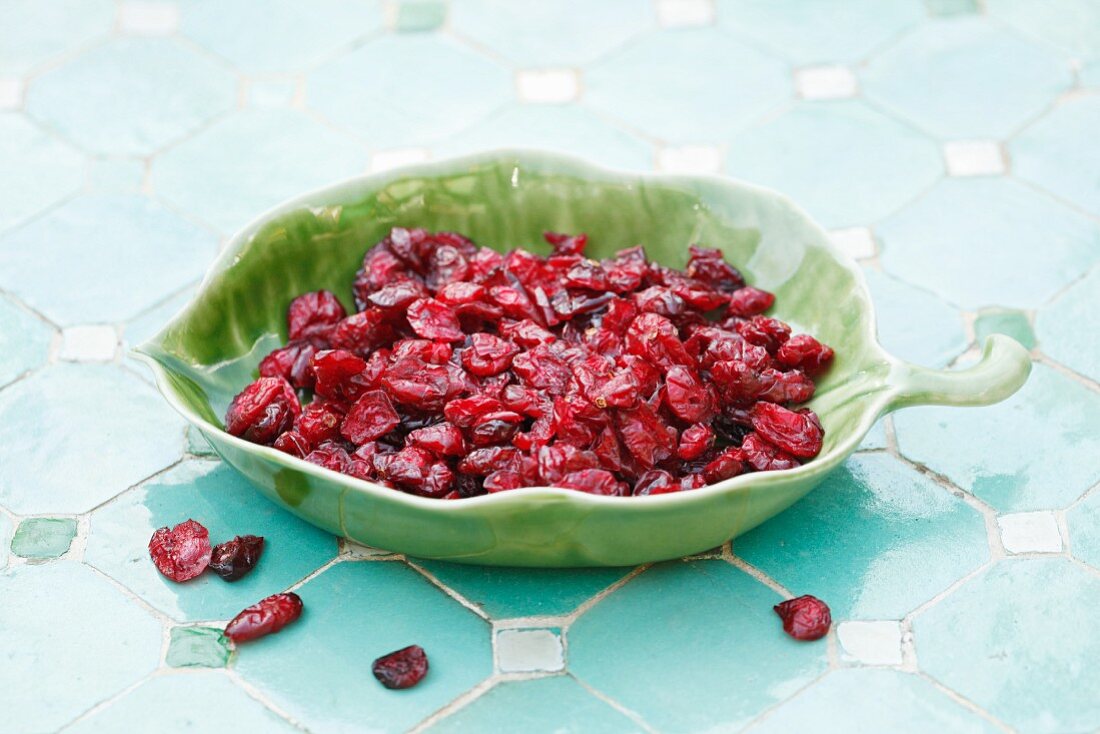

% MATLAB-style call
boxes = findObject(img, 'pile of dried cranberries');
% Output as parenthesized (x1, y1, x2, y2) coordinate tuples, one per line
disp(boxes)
(226, 228, 834, 498)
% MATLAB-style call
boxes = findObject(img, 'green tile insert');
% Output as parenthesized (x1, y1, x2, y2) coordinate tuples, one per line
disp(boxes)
(926, 0, 979, 17)
(11, 517, 77, 559)
(396, 0, 447, 32)
(974, 307, 1036, 350)
(166, 626, 231, 668)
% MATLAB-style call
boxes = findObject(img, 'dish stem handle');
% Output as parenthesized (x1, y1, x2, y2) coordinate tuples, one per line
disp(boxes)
(885, 335, 1032, 411)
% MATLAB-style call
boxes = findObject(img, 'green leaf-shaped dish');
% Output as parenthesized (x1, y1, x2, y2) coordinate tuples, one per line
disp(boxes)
(136, 150, 1030, 567)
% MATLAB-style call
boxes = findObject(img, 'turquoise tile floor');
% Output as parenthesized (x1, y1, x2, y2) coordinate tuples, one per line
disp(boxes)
(1, 1, 1098, 732)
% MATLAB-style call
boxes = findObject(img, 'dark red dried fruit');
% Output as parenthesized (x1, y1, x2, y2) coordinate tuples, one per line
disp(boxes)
(225, 592, 303, 643)
(288, 290, 346, 344)
(149, 519, 212, 582)
(229, 228, 834, 497)
(372, 645, 429, 689)
(750, 402, 824, 458)
(341, 390, 400, 444)
(774, 595, 831, 641)
(209, 535, 264, 581)
(225, 377, 300, 445)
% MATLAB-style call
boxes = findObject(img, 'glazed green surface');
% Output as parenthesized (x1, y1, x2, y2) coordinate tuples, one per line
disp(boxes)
(138, 151, 1031, 566)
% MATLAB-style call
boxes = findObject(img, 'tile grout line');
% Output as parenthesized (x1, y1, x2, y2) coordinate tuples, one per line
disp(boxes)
(225, 668, 315, 733)
(570, 675, 662, 734)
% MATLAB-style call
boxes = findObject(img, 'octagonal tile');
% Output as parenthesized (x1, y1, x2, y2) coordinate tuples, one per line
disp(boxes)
(878, 177, 1099, 309)
(180, 0, 384, 73)
(450, 0, 650, 66)
(434, 103, 652, 171)
(862, 17, 1071, 139)
(85, 459, 337, 622)
(735, 453, 989, 620)
(569, 560, 827, 733)
(726, 100, 943, 228)
(308, 35, 511, 149)
(0, 115, 85, 234)
(988, 0, 1100, 64)
(0, 364, 184, 514)
(915, 558, 1100, 733)
(752, 669, 999, 733)
(0, 193, 217, 325)
(415, 561, 631, 619)
(718, 0, 924, 65)
(0, 294, 52, 388)
(0, 562, 161, 733)
(67, 670, 296, 733)
(0, 0, 114, 75)
(864, 268, 967, 368)
(1036, 265, 1100, 381)
(427, 675, 641, 734)
(1012, 95, 1100, 218)
(26, 38, 235, 155)
(153, 108, 368, 233)
(586, 27, 790, 145)
(894, 363, 1100, 512)
(235, 560, 492, 733)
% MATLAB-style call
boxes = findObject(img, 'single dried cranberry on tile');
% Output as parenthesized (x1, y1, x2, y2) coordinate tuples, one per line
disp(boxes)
(750, 402, 824, 458)
(225, 592, 303, 643)
(776, 334, 835, 376)
(372, 645, 429, 689)
(341, 390, 400, 445)
(287, 290, 346, 344)
(774, 595, 831, 641)
(149, 519, 212, 582)
(209, 535, 265, 581)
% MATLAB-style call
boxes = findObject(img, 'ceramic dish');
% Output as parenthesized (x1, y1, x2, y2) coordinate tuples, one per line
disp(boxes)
(136, 150, 1031, 567)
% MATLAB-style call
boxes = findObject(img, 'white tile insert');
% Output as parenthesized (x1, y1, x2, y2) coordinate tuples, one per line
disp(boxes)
(997, 511, 1063, 554)
(370, 148, 430, 173)
(118, 2, 180, 35)
(943, 140, 1005, 177)
(0, 78, 24, 110)
(795, 66, 859, 100)
(656, 0, 715, 28)
(829, 227, 877, 260)
(59, 326, 118, 362)
(837, 621, 904, 666)
(657, 145, 723, 174)
(496, 628, 565, 673)
(516, 69, 579, 104)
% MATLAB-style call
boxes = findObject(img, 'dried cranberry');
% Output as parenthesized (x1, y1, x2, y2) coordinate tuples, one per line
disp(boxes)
(461, 333, 520, 376)
(407, 422, 466, 456)
(148, 519, 212, 582)
(225, 377, 300, 445)
(559, 469, 625, 496)
(728, 286, 775, 317)
(259, 341, 317, 389)
(209, 535, 264, 581)
(341, 390, 400, 445)
(312, 349, 368, 401)
(372, 645, 429, 689)
(407, 298, 465, 342)
(777, 334, 835, 376)
(225, 592, 303, 643)
(751, 402, 824, 458)
(484, 469, 524, 492)
(678, 423, 714, 461)
(741, 432, 801, 472)
(273, 431, 310, 457)
(288, 290, 346, 344)
(774, 595, 831, 641)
